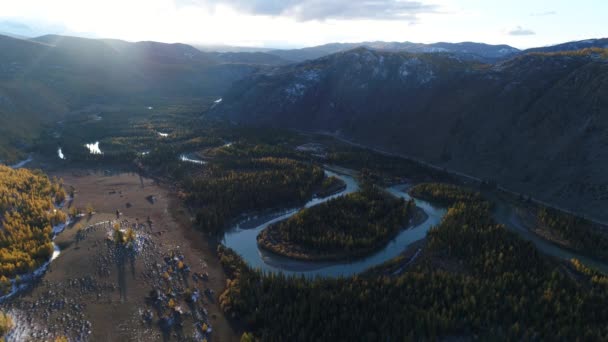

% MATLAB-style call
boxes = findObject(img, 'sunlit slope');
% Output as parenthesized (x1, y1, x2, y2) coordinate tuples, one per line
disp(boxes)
(0, 34, 259, 162)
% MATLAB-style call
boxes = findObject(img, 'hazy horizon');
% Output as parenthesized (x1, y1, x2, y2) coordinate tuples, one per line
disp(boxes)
(1, 0, 607, 50)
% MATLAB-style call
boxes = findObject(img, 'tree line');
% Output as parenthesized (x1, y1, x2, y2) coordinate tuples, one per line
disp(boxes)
(409, 182, 484, 206)
(536, 206, 608, 261)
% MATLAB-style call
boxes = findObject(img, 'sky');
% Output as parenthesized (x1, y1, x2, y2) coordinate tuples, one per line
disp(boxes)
(0, 0, 606, 49)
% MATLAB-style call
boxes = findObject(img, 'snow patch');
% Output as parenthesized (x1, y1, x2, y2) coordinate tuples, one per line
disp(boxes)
(298, 69, 321, 82)
(284, 83, 307, 102)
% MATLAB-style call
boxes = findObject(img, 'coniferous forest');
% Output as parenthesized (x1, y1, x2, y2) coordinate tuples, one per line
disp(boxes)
(536, 207, 608, 261)
(409, 182, 483, 206)
(184, 155, 325, 234)
(257, 186, 416, 260)
(219, 185, 608, 341)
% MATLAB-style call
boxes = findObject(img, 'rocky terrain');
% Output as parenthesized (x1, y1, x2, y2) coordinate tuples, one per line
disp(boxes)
(0, 170, 239, 341)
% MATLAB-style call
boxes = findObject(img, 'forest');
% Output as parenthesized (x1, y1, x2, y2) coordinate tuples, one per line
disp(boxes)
(409, 182, 484, 206)
(184, 155, 325, 234)
(218, 184, 608, 341)
(257, 186, 416, 260)
(536, 206, 608, 261)
(315, 176, 346, 198)
(0, 311, 12, 339)
(324, 144, 452, 185)
(0, 165, 66, 294)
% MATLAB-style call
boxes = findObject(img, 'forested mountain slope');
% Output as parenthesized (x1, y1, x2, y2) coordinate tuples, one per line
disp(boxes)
(211, 47, 608, 221)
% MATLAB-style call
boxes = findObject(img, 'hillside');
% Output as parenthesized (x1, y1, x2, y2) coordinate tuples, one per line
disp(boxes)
(525, 38, 608, 54)
(0, 34, 260, 162)
(210, 47, 608, 221)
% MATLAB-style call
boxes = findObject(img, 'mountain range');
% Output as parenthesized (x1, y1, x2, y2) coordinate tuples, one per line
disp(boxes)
(211, 46, 608, 222)
(196, 38, 608, 64)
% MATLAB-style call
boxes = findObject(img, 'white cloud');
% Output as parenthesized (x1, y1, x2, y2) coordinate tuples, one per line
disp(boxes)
(507, 26, 535, 36)
(176, 0, 439, 21)
(530, 11, 556, 16)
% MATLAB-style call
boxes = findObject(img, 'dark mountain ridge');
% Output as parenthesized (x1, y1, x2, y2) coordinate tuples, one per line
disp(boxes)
(267, 41, 520, 63)
(211, 47, 608, 221)
(201, 37, 608, 64)
(525, 38, 608, 54)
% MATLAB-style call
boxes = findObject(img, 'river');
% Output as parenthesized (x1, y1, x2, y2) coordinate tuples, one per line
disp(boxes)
(222, 169, 608, 277)
(492, 201, 608, 274)
(222, 171, 446, 277)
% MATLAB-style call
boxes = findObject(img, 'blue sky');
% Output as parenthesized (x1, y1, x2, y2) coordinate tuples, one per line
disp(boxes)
(0, 0, 606, 49)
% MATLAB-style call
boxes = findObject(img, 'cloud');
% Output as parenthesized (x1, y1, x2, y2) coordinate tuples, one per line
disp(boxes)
(176, 0, 439, 22)
(508, 26, 535, 36)
(530, 11, 556, 16)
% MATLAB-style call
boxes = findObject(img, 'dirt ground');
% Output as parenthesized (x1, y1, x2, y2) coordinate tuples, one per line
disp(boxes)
(1, 168, 240, 341)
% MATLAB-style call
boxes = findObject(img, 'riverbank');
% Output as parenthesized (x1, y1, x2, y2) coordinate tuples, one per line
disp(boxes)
(362, 239, 427, 277)
(515, 206, 608, 264)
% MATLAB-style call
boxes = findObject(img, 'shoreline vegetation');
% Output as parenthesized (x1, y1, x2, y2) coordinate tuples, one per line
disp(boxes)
(256, 186, 419, 261)
(408, 182, 484, 206)
(315, 176, 346, 198)
(528, 206, 608, 262)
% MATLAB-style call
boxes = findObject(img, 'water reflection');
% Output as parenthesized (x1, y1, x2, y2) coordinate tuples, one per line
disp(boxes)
(85, 142, 103, 154)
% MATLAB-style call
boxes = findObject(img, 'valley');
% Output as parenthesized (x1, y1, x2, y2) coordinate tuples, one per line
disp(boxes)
(2, 111, 608, 339)
(211, 47, 608, 223)
(1, 28, 608, 341)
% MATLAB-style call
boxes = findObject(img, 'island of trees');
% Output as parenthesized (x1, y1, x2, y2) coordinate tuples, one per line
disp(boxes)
(257, 186, 417, 260)
(0, 165, 66, 294)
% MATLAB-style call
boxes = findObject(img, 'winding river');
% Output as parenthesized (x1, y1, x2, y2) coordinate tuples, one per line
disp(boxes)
(222, 171, 446, 277)
(223, 169, 608, 277)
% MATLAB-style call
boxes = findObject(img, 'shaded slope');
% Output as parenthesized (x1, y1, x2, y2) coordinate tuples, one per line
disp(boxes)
(211, 48, 608, 221)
